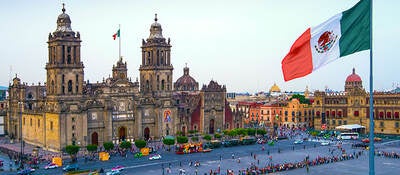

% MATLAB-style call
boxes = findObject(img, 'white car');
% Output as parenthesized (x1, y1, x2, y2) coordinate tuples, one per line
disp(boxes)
(44, 163, 58, 169)
(321, 141, 330, 146)
(294, 140, 303, 144)
(149, 153, 162, 160)
(106, 170, 121, 175)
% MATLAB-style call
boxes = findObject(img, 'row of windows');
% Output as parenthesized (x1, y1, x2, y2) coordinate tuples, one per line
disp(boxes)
(23, 117, 53, 130)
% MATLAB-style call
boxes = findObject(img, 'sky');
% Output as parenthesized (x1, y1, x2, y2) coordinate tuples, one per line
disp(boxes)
(0, 0, 399, 93)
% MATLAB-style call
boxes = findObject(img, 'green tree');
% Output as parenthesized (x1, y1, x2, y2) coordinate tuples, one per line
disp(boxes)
(191, 136, 199, 142)
(236, 128, 247, 136)
(134, 139, 147, 149)
(86, 144, 97, 152)
(103, 141, 114, 152)
(228, 129, 238, 138)
(203, 134, 212, 142)
(65, 145, 80, 162)
(290, 94, 310, 104)
(257, 129, 267, 136)
(223, 130, 230, 136)
(119, 141, 132, 150)
(177, 136, 188, 144)
(176, 131, 183, 136)
(214, 133, 222, 139)
(162, 138, 175, 151)
(247, 128, 256, 136)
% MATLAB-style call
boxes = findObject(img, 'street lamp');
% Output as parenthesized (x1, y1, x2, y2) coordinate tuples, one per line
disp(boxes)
(18, 101, 24, 169)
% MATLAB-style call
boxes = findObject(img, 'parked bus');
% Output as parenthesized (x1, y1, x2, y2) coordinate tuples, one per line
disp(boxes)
(337, 132, 359, 140)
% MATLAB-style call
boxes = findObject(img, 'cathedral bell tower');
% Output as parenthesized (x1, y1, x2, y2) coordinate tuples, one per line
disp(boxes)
(46, 4, 84, 97)
(139, 14, 173, 96)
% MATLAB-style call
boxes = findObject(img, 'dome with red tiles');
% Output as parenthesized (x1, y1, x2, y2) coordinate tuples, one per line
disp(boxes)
(346, 68, 362, 82)
(174, 66, 199, 91)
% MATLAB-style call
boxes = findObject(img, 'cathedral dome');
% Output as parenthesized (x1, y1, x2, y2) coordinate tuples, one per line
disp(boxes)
(345, 68, 362, 82)
(148, 14, 164, 39)
(55, 4, 73, 32)
(269, 83, 281, 93)
(174, 66, 199, 91)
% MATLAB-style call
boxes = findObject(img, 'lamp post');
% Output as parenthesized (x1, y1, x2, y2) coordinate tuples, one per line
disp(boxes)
(18, 101, 24, 169)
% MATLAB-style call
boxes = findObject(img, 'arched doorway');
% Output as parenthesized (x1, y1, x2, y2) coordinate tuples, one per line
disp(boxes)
(119, 127, 126, 141)
(182, 126, 186, 136)
(144, 127, 150, 141)
(91, 132, 98, 145)
(209, 119, 215, 134)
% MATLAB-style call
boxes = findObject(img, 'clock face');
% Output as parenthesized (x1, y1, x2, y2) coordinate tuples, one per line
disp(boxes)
(91, 113, 97, 120)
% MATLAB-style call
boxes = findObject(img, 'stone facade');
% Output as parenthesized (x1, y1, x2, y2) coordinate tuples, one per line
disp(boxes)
(5, 6, 232, 152)
(313, 68, 400, 135)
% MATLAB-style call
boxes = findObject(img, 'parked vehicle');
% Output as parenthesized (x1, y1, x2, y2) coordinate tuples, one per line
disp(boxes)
(63, 164, 79, 171)
(44, 163, 58, 169)
(111, 165, 124, 171)
(149, 154, 162, 160)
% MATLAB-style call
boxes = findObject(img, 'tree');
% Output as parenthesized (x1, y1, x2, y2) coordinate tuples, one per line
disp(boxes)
(191, 136, 199, 142)
(228, 129, 238, 138)
(203, 135, 212, 142)
(134, 139, 147, 149)
(176, 131, 183, 136)
(103, 141, 114, 152)
(177, 136, 188, 144)
(162, 138, 175, 151)
(223, 130, 230, 136)
(290, 94, 310, 104)
(65, 145, 80, 162)
(119, 141, 132, 150)
(236, 128, 247, 137)
(86, 144, 97, 153)
(214, 133, 222, 139)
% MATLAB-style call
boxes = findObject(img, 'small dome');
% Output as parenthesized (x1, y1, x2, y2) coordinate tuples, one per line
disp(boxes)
(174, 66, 198, 91)
(148, 14, 164, 39)
(55, 4, 73, 32)
(346, 68, 362, 82)
(269, 83, 281, 93)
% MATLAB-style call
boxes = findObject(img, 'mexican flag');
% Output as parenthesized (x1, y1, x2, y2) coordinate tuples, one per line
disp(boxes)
(113, 29, 120, 40)
(281, 0, 370, 82)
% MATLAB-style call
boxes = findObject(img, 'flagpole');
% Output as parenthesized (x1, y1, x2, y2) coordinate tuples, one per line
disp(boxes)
(119, 24, 121, 59)
(368, 0, 374, 175)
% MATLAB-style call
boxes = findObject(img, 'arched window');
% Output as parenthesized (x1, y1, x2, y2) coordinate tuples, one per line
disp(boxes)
(146, 80, 150, 91)
(68, 80, 73, 92)
(161, 80, 165, 90)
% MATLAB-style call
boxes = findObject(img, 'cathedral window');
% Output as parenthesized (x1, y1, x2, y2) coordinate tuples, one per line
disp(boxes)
(161, 80, 165, 90)
(160, 51, 164, 64)
(62, 86, 65, 94)
(68, 80, 73, 93)
(38, 119, 40, 128)
(50, 121, 53, 130)
(23, 117, 25, 125)
(67, 55, 71, 64)
(30, 118, 32, 126)
(72, 125, 75, 130)
(62, 75, 65, 84)
(73, 46, 77, 63)
(62, 45, 65, 63)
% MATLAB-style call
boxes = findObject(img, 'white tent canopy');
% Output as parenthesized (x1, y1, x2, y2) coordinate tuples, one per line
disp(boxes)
(335, 124, 366, 130)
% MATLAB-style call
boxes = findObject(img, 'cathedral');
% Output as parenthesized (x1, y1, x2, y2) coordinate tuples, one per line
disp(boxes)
(5, 6, 238, 152)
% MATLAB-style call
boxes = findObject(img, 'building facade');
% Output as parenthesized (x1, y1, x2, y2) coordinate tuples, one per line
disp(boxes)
(5, 6, 231, 152)
(313, 68, 400, 135)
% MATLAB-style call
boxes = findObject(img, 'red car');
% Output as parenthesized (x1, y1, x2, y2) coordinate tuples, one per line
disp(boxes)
(112, 165, 124, 171)
(44, 163, 58, 169)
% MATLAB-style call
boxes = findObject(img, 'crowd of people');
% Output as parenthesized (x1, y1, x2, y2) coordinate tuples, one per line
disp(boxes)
(237, 150, 364, 175)
(375, 150, 400, 159)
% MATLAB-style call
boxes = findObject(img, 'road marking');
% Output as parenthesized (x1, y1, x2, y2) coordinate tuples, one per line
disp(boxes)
(124, 160, 178, 169)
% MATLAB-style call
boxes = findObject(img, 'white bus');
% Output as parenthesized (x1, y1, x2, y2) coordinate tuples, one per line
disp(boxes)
(337, 132, 359, 140)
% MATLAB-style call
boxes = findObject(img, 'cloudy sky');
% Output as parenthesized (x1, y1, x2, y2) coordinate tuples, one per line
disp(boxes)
(0, 0, 398, 93)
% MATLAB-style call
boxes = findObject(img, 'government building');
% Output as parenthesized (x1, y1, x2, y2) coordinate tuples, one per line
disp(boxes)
(5, 6, 237, 152)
